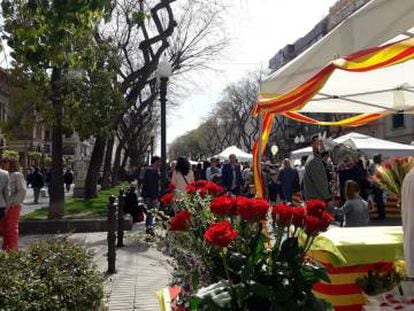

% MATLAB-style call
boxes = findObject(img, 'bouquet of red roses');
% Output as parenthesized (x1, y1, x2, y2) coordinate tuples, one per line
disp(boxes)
(372, 157, 414, 197)
(159, 180, 333, 311)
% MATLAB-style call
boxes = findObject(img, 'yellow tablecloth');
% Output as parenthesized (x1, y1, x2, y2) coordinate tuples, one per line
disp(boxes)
(308, 226, 403, 311)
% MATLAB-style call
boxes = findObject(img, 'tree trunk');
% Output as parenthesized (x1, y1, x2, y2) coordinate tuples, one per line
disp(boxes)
(101, 136, 114, 190)
(121, 146, 128, 168)
(49, 68, 65, 219)
(84, 136, 106, 199)
(111, 140, 124, 187)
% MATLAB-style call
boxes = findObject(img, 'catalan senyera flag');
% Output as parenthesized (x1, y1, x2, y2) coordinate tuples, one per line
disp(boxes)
(253, 112, 274, 198)
(253, 37, 414, 115)
(281, 111, 388, 127)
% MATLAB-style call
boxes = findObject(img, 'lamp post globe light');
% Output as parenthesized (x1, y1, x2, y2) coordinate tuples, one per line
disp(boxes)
(158, 58, 172, 194)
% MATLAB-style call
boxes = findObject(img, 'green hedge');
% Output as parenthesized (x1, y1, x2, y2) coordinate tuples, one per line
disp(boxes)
(0, 237, 104, 311)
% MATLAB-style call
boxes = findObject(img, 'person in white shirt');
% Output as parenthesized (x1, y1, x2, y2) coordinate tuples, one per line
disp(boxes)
(206, 158, 221, 183)
(2, 158, 26, 251)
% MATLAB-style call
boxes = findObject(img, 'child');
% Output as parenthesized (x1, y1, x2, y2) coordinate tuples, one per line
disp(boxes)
(338, 180, 369, 227)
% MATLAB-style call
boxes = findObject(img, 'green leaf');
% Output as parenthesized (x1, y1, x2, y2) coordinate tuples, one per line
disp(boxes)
(192, 269, 200, 291)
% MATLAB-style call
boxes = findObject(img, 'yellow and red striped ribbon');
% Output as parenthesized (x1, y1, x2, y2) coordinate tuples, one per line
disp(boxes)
(281, 111, 387, 127)
(254, 37, 414, 115)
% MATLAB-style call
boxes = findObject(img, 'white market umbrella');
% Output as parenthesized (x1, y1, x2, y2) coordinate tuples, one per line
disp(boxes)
(260, 0, 414, 115)
(291, 132, 414, 159)
(215, 146, 253, 162)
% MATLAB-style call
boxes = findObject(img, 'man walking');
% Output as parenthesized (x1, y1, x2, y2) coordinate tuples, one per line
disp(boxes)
(222, 154, 243, 195)
(30, 167, 44, 204)
(63, 169, 74, 192)
(303, 135, 331, 202)
(141, 156, 161, 235)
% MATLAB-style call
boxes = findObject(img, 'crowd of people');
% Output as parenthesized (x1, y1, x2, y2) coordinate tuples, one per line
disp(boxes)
(25, 167, 74, 203)
(128, 134, 389, 235)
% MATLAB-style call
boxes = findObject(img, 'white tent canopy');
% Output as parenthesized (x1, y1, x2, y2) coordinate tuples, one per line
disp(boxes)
(291, 132, 414, 159)
(214, 146, 253, 162)
(261, 0, 414, 114)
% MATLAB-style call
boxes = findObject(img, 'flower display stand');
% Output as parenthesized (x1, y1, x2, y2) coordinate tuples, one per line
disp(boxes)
(308, 226, 403, 311)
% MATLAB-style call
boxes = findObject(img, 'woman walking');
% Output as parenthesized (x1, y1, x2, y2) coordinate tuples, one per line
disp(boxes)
(171, 157, 194, 192)
(2, 158, 26, 251)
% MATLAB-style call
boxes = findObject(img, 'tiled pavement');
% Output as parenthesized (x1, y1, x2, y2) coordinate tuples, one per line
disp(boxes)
(19, 224, 171, 311)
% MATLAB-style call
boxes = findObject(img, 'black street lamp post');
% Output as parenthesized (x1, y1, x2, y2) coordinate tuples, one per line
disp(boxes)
(158, 59, 172, 194)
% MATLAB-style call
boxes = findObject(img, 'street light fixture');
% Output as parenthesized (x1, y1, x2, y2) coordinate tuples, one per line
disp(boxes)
(157, 58, 172, 194)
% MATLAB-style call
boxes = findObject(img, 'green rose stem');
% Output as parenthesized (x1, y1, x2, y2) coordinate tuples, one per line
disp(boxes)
(221, 249, 232, 283)
(301, 234, 315, 260)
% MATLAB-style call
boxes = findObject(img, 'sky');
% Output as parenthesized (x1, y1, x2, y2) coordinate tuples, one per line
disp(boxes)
(166, 0, 338, 147)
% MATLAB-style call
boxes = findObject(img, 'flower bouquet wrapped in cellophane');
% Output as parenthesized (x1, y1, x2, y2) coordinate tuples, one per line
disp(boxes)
(372, 157, 414, 197)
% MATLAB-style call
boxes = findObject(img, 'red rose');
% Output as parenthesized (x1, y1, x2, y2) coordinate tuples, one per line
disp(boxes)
(198, 187, 208, 198)
(272, 204, 292, 226)
(186, 184, 197, 194)
(170, 211, 192, 231)
(251, 198, 270, 220)
(383, 162, 393, 170)
(291, 207, 306, 228)
(374, 261, 394, 273)
(204, 221, 238, 247)
(194, 180, 208, 188)
(168, 183, 176, 192)
(318, 212, 334, 232)
(304, 216, 320, 235)
(160, 192, 174, 207)
(211, 195, 237, 216)
(306, 199, 327, 217)
(237, 197, 269, 221)
(204, 181, 225, 196)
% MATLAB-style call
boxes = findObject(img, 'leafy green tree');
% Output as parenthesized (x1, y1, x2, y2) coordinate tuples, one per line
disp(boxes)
(2, 0, 112, 218)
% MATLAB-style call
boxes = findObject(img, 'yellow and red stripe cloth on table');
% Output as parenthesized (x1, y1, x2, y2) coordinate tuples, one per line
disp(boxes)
(308, 250, 394, 311)
(253, 38, 414, 115)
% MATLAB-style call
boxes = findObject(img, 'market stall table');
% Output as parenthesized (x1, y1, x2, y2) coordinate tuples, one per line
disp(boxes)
(309, 226, 403, 311)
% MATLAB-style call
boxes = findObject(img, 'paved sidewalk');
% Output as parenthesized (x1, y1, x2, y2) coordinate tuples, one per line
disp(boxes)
(19, 224, 171, 311)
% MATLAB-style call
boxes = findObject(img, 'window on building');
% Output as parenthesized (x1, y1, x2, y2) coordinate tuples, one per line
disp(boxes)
(392, 113, 405, 129)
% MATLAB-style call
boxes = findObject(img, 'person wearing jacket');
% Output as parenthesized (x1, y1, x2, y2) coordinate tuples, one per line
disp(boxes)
(141, 156, 161, 235)
(278, 159, 299, 203)
(221, 154, 243, 195)
(303, 135, 331, 202)
(30, 167, 44, 204)
(2, 158, 26, 251)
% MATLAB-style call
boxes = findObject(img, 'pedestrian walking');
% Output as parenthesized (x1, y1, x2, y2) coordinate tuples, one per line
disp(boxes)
(63, 169, 74, 192)
(303, 135, 331, 202)
(206, 158, 221, 183)
(30, 167, 44, 204)
(1, 158, 26, 251)
(141, 156, 161, 235)
(124, 185, 140, 223)
(278, 159, 299, 203)
(171, 157, 194, 192)
(222, 154, 243, 195)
